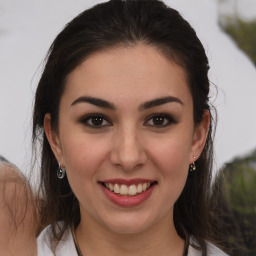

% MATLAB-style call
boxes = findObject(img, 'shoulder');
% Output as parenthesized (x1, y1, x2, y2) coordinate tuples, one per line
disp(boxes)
(37, 223, 77, 256)
(188, 237, 229, 256)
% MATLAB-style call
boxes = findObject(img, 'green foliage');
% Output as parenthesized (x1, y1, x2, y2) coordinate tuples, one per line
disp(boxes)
(221, 17, 256, 66)
(219, 150, 256, 256)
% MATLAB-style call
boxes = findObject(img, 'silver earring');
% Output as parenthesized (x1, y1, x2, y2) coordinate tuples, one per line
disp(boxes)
(57, 163, 66, 179)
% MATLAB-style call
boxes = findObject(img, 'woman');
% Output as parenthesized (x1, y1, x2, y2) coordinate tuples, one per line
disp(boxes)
(35, 0, 229, 255)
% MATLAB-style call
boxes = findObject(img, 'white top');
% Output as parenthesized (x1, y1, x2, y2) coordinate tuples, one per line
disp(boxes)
(37, 225, 229, 256)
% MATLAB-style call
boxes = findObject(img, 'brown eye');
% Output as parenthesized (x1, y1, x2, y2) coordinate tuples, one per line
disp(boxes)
(80, 114, 111, 128)
(145, 114, 177, 127)
(152, 116, 166, 126)
(91, 116, 104, 126)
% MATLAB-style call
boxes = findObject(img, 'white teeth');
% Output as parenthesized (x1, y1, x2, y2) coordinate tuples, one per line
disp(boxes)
(137, 183, 142, 193)
(128, 185, 137, 196)
(114, 184, 120, 194)
(120, 184, 128, 195)
(109, 183, 114, 191)
(104, 182, 153, 196)
(142, 183, 147, 191)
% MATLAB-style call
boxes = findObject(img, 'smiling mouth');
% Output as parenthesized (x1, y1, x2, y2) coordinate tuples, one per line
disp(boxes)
(101, 182, 157, 196)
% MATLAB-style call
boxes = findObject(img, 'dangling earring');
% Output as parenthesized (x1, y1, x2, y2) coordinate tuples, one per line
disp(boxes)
(57, 163, 66, 179)
(189, 156, 196, 172)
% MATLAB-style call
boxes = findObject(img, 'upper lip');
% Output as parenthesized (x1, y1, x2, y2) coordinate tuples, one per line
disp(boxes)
(99, 178, 156, 186)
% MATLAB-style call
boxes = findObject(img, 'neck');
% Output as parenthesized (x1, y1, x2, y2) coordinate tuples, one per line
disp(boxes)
(75, 211, 185, 256)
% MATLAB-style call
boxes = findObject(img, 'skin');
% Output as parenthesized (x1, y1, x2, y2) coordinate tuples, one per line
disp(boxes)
(0, 162, 37, 256)
(45, 44, 210, 256)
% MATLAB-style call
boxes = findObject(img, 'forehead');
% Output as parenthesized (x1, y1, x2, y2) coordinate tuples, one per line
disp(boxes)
(63, 44, 192, 107)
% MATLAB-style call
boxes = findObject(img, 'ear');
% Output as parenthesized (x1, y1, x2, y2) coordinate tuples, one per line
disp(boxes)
(189, 110, 210, 163)
(44, 113, 63, 164)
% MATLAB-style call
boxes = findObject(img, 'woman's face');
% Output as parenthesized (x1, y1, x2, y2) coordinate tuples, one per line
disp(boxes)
(45, 44, 209, 234)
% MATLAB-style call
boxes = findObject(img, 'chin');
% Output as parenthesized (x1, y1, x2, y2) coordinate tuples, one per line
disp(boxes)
(102, 212, 157, 235)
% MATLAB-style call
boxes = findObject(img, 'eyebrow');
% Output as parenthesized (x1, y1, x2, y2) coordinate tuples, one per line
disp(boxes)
(71, 96, 116, 110)
(71, 96, 183, 110)
(138, 96, 184, 111)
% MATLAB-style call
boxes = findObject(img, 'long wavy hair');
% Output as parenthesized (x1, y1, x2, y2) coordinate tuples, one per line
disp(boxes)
(33, 0, 216, 254)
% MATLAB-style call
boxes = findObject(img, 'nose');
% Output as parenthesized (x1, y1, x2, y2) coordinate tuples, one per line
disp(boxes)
(110, 125, 147, 171)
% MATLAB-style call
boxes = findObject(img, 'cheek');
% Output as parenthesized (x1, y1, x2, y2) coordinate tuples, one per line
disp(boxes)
(147, 134, 191, 195)
(149, 135, 192, 174)
(59, 136, 111, 210)
(158, 145, 189, 191)
(60, 135, 109, 181)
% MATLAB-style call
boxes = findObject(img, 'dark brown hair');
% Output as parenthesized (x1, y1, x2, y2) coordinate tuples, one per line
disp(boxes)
(33, 0, 216, 254)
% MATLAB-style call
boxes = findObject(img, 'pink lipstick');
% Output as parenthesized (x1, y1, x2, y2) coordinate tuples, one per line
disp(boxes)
(99, 179, 157, 207)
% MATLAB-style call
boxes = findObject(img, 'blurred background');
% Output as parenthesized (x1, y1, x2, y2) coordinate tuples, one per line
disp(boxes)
(0, 0, 255, 254)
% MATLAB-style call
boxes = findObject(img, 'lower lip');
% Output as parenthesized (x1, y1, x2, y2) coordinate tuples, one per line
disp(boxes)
(100, 184, 156, 207)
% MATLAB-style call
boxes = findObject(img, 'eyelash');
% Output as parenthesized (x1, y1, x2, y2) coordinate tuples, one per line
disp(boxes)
(80, 113, 177, 129)
(144, 113, 178, 128)
(80, 114, 112, 128)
